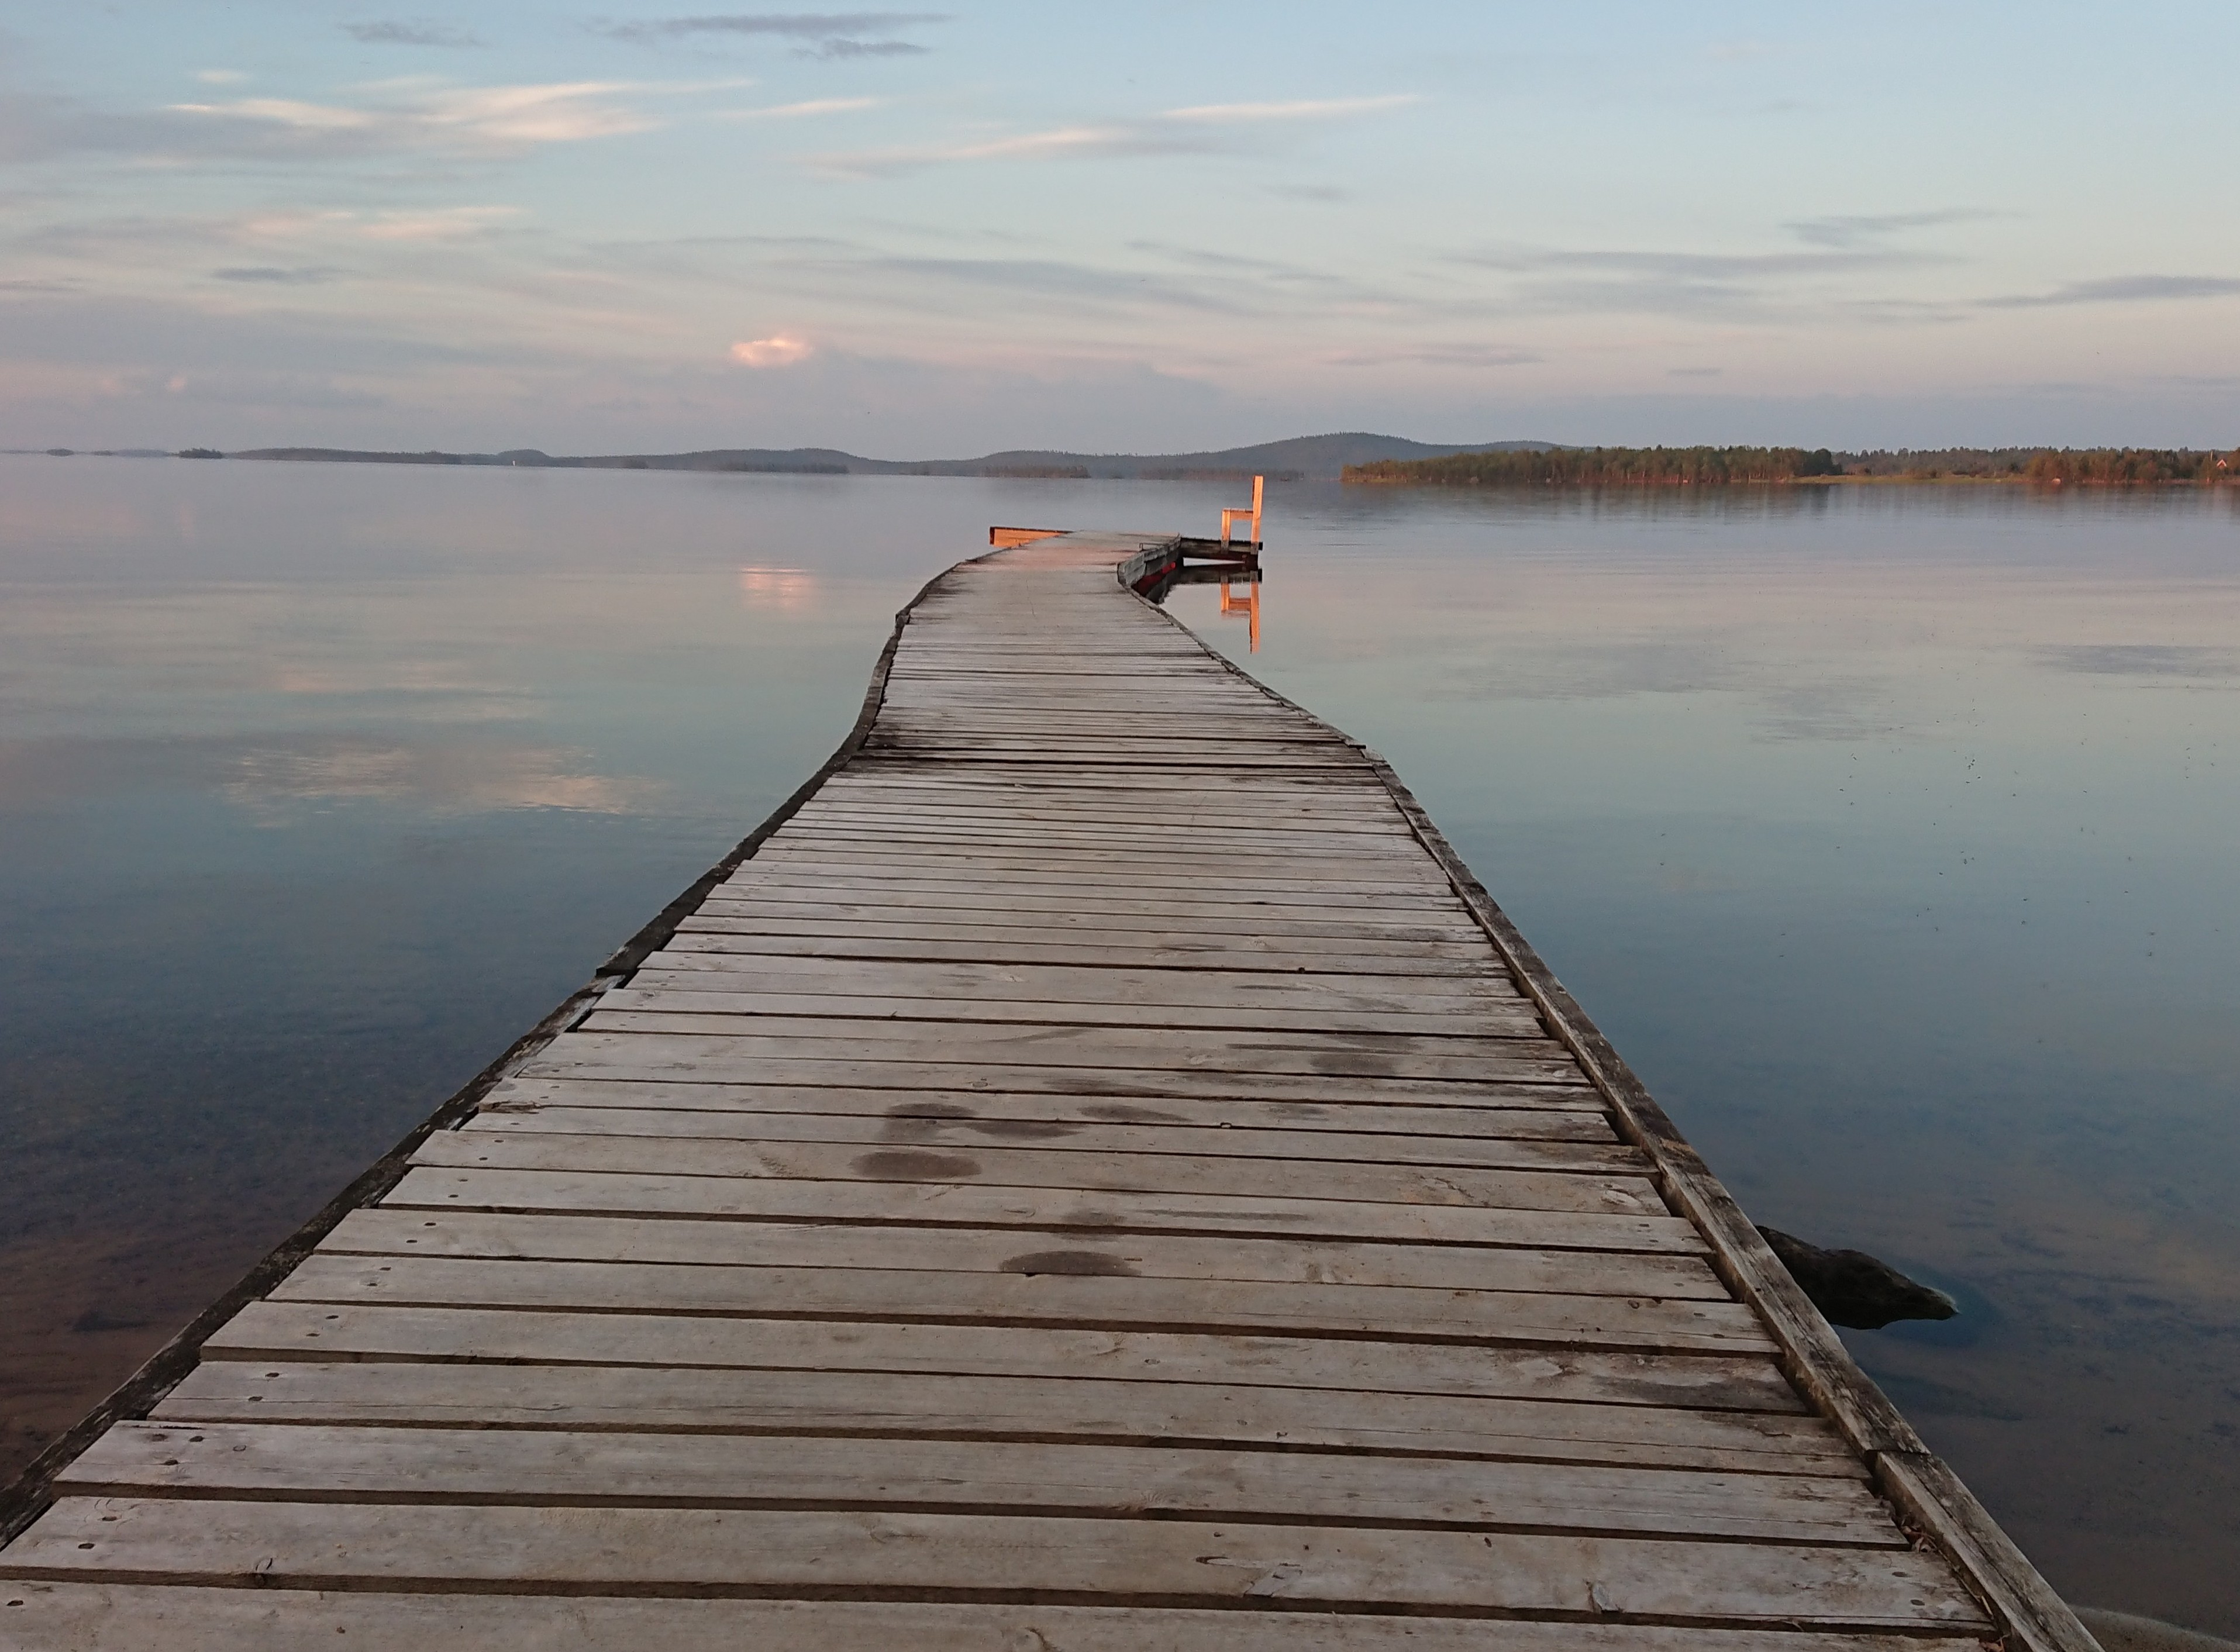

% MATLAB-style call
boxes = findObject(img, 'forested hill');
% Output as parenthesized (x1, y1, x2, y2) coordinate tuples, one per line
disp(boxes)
(225, 432, 1556, 482)
(1345, 445, 2240, 486)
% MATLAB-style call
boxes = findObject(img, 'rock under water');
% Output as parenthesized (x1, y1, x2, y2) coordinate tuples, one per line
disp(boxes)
(2077, 1608, 2240, 1652)
(1755, 1226, 1960, 1330)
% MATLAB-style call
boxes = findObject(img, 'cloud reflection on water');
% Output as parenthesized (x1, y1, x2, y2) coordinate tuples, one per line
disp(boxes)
(224, 738, 654, 822)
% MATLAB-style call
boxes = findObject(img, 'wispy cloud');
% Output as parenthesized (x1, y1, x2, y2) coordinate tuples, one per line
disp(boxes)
(342, 19, 484, 47)
(164, 80, 695, 156)
(1329, 342, 1541, 368)
(718, 95, 880, 119)
(1786, 208, 2002, 249)
(211, 265, 348, 284)
(1450, 239, 1953, 321)
(785, 253, 1249, 317)
(809, 38, 926, 58)
(808, 94, 1419, 177)
(1164, 95, 1420, 123)
(356, 205, 522, 240)
(1981, 274, 2240, 308)
(1467, 246, 1928, 280)
(599, 11, 945, 56)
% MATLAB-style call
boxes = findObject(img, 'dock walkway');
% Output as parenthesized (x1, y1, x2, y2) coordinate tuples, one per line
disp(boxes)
(0, 532, 2091, 1648)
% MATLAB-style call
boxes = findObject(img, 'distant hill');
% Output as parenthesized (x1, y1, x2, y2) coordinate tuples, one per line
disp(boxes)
(225, 432, 1556, 482)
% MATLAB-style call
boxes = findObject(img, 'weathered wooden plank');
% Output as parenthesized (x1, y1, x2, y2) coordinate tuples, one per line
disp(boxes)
(321, 1208, 1718, 1296)
(753, 824, 1403, 856)
(57, 1423, 1900, 1546)
(153, 1360, 1858, 1474)
(380, 1164, 1704, 1250)
(411, 1127, 1663, 1215)
(465, 1103, 1645, 1173)
(567, 1020, 1582, 1087)
(599, 982, 1543, 1039)
(662, 926, 1504, 975)
(802, 791, 1413, 827)
(717, 874, 1457, 910)
(691, 895, 1488, 940)
(825, 771, 1399, 798)
(733, 858, 1455, 894)
(788, 804, 1404, 839)
(269, 1252, 1769, 1353)
(673, 918, 1505, 967)
(2, 1502, 1987, 1625)
(481, 1075, 1613, 1131)
(0, 1586, 1999, 1652)
(628, 949, 1525, 1006)
(201, 1302, 1808, 1411)
(522, 1036, 1596, 1103)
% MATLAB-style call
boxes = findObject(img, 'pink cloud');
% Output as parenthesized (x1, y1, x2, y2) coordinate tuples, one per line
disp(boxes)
(729, 334, 813, 368)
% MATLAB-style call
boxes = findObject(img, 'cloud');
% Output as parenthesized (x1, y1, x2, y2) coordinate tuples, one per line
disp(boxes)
(211, 265, 348, 284)
(146, 74, 768, 164)
(730, 333, 812, 365)
(194, 70, 249, 85)
(718, 96, 879, 119)
(598, 11, 945, 54)
(355, 205, 521, 240)
(1467, 246, 1925, 280)
(1786, 208, 2002, 249)
(1448, 239, 1953, 322)
(808, 94, 1419, 177)
(187, 81, 654, 146)
(1164, 95, 1420, 123)
(816, 255, 1246, 316)
(342, 19, 484, 47)
(807, 38, 925, 57)
(1329, 343, 1541, 368)
(1667, 366, 1722, 378)
(1981, 274, 2240, 309)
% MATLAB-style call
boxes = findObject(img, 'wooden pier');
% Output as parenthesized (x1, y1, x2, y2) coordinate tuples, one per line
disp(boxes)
(0, 531, 2093, 1649)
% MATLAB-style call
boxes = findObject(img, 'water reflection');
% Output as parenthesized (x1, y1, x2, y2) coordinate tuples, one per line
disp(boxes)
(737, 564, 818, 611)
(224, 739, 654, 821)
(1216, 571, 1261, 652)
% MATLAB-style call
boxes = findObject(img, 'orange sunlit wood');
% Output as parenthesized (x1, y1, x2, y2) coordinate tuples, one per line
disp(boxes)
(1219, 474, 1264, 547)
(988, 526, 1067, 548)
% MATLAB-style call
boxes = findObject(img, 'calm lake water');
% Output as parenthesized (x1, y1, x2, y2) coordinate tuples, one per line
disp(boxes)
(3, 458, 2235, 1632)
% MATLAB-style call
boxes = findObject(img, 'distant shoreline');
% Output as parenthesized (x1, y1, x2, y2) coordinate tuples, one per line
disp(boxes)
(1345, 443, 2239, 488)
(11, 436, 2235, 488)
(4, 433, 1553, 485)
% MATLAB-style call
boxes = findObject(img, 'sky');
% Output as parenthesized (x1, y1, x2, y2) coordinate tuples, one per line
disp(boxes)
(3, 1, 2237, 456)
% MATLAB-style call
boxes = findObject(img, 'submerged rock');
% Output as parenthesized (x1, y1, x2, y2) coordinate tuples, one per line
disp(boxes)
(2076, 1607, 2240, 1652)
(1756, 1226, 1960, 1330)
